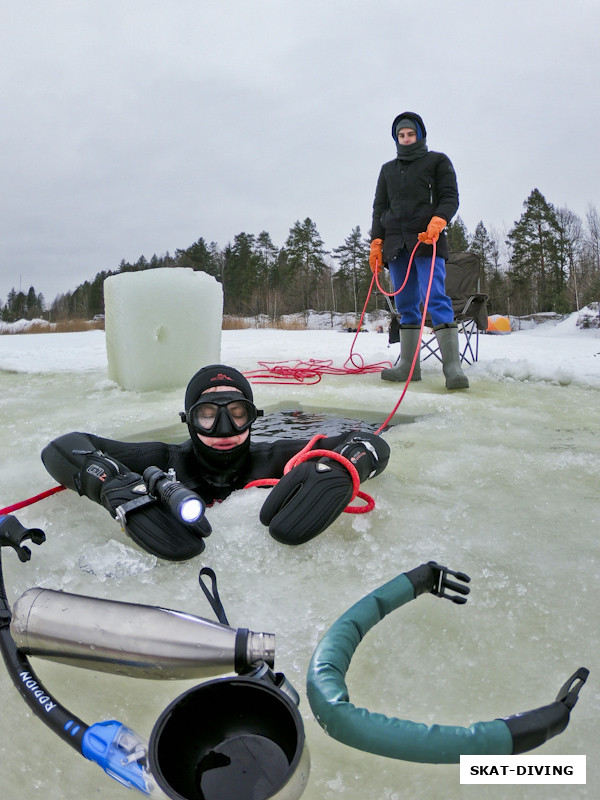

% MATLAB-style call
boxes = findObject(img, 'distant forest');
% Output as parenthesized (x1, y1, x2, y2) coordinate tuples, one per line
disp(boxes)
(3, 187, 600, 323)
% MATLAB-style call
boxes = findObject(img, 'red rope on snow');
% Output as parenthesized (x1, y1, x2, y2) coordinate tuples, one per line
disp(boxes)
(244, 354, 391, 385)
(243, 243, 428, 387)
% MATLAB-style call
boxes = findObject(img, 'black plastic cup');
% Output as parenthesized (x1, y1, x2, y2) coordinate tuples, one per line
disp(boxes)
(149, 676, 308, 800)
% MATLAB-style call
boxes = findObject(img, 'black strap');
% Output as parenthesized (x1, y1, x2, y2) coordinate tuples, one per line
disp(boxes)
(198, 566, 230, 625)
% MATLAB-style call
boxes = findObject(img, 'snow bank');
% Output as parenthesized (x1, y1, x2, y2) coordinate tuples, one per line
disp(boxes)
(0, 317, 51, 334)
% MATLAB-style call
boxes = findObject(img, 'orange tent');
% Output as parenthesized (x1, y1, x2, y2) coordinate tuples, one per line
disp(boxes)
(487, 314, 511, 334)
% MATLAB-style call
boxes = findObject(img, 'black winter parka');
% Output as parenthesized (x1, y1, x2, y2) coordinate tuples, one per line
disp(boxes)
(371, 112, 459, 263)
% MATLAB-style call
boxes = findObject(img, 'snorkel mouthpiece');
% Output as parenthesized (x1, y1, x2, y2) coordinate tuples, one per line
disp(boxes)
(82, 720, 158, 795)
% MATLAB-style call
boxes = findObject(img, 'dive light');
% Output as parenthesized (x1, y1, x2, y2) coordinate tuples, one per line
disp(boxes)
(143, 466, 205, 525)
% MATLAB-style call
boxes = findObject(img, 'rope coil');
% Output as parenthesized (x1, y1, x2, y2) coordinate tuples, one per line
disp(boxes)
(244, 434, 374, 513)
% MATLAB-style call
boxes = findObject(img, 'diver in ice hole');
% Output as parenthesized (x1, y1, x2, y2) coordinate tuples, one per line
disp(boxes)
(369, 110, 469, 389)
(41, 364, 390, 561)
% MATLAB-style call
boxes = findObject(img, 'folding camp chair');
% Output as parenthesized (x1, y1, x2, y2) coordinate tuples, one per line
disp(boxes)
(387, 251, 488, 365)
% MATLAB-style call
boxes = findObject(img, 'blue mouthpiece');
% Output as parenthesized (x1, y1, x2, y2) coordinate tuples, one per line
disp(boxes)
(82, 720, 157, 795)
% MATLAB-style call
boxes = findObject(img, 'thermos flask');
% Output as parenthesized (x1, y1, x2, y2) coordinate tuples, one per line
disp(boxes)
(10, 587, 275, 680)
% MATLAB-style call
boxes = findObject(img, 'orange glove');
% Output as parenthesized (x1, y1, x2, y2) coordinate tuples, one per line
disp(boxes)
(369, 238, 384, 273)
(418, 216, 447, 245)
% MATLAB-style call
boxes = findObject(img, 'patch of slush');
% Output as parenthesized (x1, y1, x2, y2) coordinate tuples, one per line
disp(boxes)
(77, 540, 158, 581)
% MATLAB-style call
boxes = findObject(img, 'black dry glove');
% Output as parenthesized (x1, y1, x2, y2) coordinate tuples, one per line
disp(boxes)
(116, 500, 210, 561)
(259, 432, 389, 546)
(80, 451, 211, 562)
(335, 432, 390, 480)
(259, 459, 354, 546)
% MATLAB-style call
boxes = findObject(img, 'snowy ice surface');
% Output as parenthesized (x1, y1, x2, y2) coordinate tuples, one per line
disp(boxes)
(0, 313, 599, 800)
(1, 308, 599, 387)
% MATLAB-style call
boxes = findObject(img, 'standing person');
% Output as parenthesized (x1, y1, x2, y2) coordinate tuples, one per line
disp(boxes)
(369, 111, 469, 389)
(41, 365, 390, 560)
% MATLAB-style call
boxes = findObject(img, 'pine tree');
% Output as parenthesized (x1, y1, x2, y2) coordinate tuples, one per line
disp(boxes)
(222, 233, 261, 315)
(446, 216, 470, 252)
(10, 290, 27, 320)
(2, 289, 17, 321)
(332, 226, 370, 318)
(88, 273, 108, 317)
(175, 237, 221, 279)
(469, 222, 498, 291)
(255, 231, 280, 320)
(284, 218, 328, 313)
(25, 285, 44, 319)
(117, 258, 133, 273)
(134, 255, 149, 272)
(506, 189, 564, 313)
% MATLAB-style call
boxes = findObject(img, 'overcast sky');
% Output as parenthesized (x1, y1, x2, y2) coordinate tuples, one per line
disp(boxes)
(2, 0, 599, 304)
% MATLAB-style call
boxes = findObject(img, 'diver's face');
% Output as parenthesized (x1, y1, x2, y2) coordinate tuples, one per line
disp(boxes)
(195, 386, 250, 450)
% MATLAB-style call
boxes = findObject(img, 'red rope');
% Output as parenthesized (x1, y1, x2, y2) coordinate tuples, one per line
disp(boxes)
(288, 448, 374, 513)
(244, 266, 398, 386)
(244, 434, 374, 513)
(244, 354, 392, 385)
(243, 243, 428, 387)
(0, 484, 65, 516)
(374, 242, 418, 297)
(373, 242, 437, 435)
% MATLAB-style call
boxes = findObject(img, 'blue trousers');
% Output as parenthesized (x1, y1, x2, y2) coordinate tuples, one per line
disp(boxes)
(388, 249, 454, 327)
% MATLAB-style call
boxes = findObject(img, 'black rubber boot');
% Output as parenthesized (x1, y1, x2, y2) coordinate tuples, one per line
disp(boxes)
(381, 325, 421, 382)
(433, 324, 469, 389)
